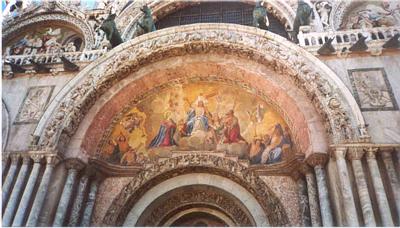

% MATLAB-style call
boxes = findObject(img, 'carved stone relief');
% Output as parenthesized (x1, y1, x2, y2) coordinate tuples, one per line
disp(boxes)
(14, 86, 54, 124)
(348, 68, 398, 111)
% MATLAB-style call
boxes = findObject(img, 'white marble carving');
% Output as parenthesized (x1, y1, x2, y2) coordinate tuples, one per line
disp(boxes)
(15, 86, 54, 124)
(349, 68, 398, 111)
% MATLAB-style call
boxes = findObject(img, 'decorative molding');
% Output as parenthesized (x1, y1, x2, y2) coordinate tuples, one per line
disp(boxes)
(32, 24, 367, 154)
(103, 154, 289, 226)
(64, 158, 86, 171)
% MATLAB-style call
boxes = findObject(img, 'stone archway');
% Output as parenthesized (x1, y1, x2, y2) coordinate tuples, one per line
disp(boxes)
(102, 154, 289, 226)
(32, 24, 368, 155)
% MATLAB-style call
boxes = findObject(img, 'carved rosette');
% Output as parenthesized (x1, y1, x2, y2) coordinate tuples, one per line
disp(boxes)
(103, 154, 289, 226)
(36, 24, 361, 152)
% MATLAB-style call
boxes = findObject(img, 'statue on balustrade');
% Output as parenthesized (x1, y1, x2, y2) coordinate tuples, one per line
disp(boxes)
(292, 0, 314, 43)
(100, 13, 123, 48)
(253, 1, 269, 30)
(136, 5, 156, 35)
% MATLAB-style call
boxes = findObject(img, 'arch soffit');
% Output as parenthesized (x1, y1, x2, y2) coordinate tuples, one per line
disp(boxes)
(116, 0, 296, 40)
(102, 154, 288, 226)
(32, 24, 366, 153)
(2, 100, 10, 152)
(2, 2, 95, 50)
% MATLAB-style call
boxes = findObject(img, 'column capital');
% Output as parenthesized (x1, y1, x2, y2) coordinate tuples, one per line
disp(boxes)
(2, 152, 10, 162)
(65, 158, 86, 171)
(347, 147, 365, 160)
(331, 147, 347, 160)
(306, 153, 329, 167)
(21, 154, 33, 164)
(298, 162, 313, 175)
(380, 148, 395, 159)
(45, 155, 60, 166)
(10, 154, 20, 164)
(30, 154, 44, 163)
(364, 147, 379, 159)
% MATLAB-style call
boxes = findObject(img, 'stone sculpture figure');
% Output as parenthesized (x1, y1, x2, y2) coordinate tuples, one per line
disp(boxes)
(137, 5, 156, 34)
(100, 13, 123, 48)
(253, 1, 269, 30)
(292, 0, 314, 42)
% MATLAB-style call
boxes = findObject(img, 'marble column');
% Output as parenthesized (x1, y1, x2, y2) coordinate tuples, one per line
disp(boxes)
(2, 152, 10, 175)
(3, 156, 31, 227)
(381, 149, 400, 219)
(299, 163, 321, 226)
(333, 147, 359, 226)
(67, 166, 95, 227)
(308, 154, 334, 226)
(366, 147, 394, 226)
(52, 159, 85, 227)
(12, 155, 43, 227)
(2, 154, 19, 207)
(347, 148, 376, 226)
(26, 155, 58, 227)
(80, 176, 102, 227)
(297, 176, 312, 226)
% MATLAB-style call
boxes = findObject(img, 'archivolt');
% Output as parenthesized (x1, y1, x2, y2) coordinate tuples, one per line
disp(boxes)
(32, 24, 367, 152)
(102, 154, 288, 226)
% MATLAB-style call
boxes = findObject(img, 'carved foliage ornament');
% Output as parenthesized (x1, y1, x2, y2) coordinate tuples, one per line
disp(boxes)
(37, 25, 358, 151)
(103, 154, 289, 226)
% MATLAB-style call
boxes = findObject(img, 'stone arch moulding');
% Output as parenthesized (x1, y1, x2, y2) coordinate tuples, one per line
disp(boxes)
(3, 10, 95, 50)
(32, 23, 368, 154)
(102, 154, 288, 226)
(116, 0, 296, 40)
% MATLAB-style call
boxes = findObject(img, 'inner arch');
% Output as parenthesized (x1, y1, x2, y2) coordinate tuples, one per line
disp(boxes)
(122, 173, 269, 226)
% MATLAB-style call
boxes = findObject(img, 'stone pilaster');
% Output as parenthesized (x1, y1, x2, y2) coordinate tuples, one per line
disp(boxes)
(347, 148, 376, 226)
(52, 158, 85, 227)
(12, 154, 44, 226)
(26, 155, 59, 227)
(80, 173, 103, 227)
(365, 147, 394, 226)
(299, 163, 322, 226)
(67, 166, 96, 226)
(307, 153, 334, 226)
(297, 175, 312, 226)
(2, 154, 19, 207)
(3, 155, 31, 227)
(332, 147, 359, 226)
(381, 149, 400, 219)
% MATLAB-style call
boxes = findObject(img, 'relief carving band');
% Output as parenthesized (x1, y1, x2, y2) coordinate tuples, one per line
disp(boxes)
(348, 68, 398, 111)
(15, 86, 54, 124)
(100, 82, 293, 166)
